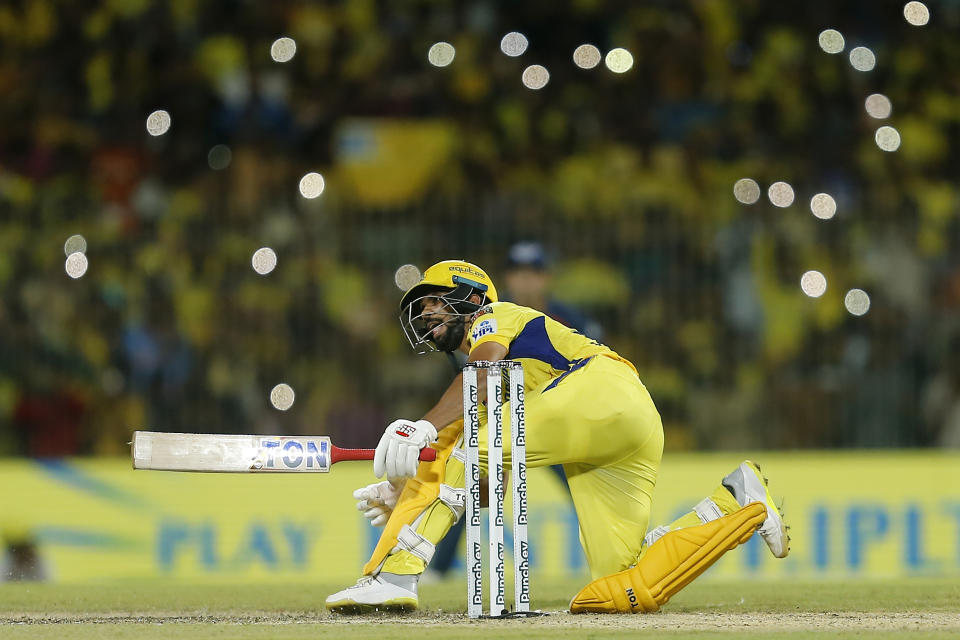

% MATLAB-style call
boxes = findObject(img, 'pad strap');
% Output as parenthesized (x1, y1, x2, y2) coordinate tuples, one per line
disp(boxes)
(643, 525, 670, 548)
(693, 498, 724, 524)
(438, 483, 466, 521)
(392, 524, 436, 565)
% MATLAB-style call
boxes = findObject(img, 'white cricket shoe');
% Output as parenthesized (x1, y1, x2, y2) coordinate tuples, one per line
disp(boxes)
(722, 460, 790, 558)
(325, 574, 418, 613)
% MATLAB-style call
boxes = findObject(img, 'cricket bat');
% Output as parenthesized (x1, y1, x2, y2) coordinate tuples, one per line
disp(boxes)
(131, 430, 437, 473)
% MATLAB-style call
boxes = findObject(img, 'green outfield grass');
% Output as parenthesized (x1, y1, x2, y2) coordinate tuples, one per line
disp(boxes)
(1, 577, 958, 639)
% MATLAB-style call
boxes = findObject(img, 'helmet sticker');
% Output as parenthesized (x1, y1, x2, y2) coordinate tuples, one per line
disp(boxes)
(448, 264, 486, 279)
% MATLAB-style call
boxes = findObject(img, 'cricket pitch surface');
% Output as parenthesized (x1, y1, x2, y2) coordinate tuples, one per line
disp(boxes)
(2, 578, 958, 639)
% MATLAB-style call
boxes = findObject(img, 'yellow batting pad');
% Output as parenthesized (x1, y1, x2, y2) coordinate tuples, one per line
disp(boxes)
(362, 421, 463, 576)
(570, 502, 766, 614)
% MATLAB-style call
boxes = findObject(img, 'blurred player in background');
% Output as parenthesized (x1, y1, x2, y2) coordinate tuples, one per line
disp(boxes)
(326, 260, 789, 613)
(502, 241, 603, 342)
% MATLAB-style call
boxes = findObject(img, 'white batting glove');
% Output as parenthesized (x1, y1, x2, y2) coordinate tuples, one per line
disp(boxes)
(373, 419, 438, 481)
(353, 480, 404, 527)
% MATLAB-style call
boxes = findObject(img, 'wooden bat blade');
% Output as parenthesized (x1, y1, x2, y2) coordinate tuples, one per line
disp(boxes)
(132, 431, 334, 472)
(131, 431, 437, 473)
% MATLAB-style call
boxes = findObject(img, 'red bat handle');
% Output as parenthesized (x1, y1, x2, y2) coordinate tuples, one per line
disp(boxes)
(330, 446, 438, 465)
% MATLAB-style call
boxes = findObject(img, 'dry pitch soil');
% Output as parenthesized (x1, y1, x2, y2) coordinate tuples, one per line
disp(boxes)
(4, 611, 960, 632)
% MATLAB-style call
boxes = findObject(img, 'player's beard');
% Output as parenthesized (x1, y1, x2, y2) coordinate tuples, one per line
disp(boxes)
(432, 317, 466, 353)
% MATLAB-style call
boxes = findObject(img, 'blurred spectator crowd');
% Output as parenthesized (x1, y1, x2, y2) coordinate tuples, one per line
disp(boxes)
(1, 0, 960, 456)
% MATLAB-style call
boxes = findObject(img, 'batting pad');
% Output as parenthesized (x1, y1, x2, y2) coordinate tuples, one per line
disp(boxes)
(569, 502, 766, 614)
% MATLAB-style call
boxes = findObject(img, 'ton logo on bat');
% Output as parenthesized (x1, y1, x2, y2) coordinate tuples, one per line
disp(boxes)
(259, 439, 329, 470)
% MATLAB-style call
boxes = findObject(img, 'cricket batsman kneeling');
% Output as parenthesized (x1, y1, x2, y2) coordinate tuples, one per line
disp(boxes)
(325, 260, 789, 614)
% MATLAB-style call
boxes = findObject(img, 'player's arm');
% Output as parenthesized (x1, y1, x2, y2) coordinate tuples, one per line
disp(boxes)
(423, 341, 508, 434)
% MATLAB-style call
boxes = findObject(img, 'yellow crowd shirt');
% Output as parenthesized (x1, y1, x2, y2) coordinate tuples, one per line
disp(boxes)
(466, 301, 638, 392)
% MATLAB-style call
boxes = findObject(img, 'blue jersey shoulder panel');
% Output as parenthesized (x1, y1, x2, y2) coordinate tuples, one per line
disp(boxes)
(506, 315, 572, 372)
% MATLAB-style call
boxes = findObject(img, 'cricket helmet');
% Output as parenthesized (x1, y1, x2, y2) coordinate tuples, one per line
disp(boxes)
(399, 260, 498, 311)
(399, 260, 498, 353)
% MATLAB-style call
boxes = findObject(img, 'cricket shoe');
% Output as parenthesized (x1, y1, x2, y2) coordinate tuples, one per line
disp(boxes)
(722, 461, 790, 558)
(325, 573, 418, 613)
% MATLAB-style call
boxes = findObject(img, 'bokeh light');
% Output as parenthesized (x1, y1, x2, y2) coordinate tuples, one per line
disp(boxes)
(394, 264, 422, 291)
(207, 144, 232, 170)
(904, 1, 930, 26)
(865, 93, 892, 119)
(767, 181, 795, 207)
(500, 32, 528, 57)
(849, 46, 876, 72)
(818, 29, 845, 54)
(64, 234, 87, 256)
(521, 64, 550, 89)
(145, 110, 171, 136)
(270, 383, 295, 411)
(270, 37, 297, 63)
(604, 48, 634, 73)
(573, 44, 601, 69)
(875, 126, 901, 152)
(252, 247, 278, 275)
(428, 42, 455, 67)
(733, 178, 761, 204)
(299, 172, 325, 198)
(65, 252, 88, 279)
(810, 193, 837, 220)
(845, 289, 871, 315)
(800, 270, 827, 298)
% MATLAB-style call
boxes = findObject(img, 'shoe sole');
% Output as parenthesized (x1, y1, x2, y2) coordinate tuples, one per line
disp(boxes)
(325, 598, 418, 614)
(742, 461, 790, 558)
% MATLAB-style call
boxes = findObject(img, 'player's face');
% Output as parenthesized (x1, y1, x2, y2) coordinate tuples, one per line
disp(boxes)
(420, 292, 457, 341)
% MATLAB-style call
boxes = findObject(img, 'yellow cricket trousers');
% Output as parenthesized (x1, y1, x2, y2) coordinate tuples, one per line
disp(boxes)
(478, 354, 664, 579)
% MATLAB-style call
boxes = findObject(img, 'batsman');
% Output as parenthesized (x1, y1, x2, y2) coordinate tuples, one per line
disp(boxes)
(326, 260, 789, 614)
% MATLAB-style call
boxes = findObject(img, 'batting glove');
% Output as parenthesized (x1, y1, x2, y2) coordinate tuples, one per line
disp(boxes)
(373, 419, 438, 481)
(353, 480, 404, 527)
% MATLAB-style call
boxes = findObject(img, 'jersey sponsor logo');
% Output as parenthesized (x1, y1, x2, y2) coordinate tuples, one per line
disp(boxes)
(471, 317, 498, 342)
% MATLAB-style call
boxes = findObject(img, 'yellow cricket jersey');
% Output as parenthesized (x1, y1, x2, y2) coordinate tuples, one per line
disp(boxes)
(466, 301, 638, 391)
